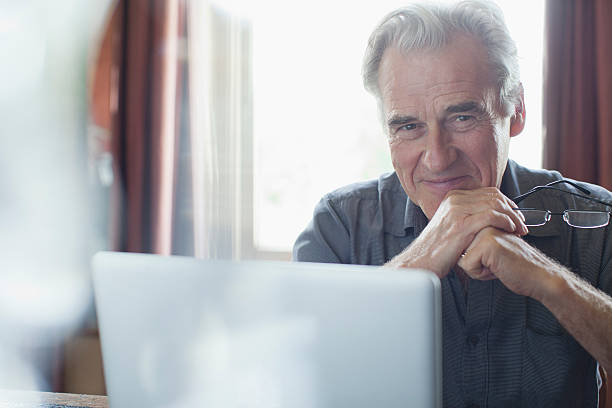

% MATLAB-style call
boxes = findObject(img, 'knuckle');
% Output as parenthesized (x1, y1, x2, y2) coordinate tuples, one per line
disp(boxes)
(479, 226, 498, 243)
(482, 226, 498, 239)
(446, 206, 463, 220)
(484, 210, 497, 221)
(448, 223, 463, 237)
(446, 193, 460, 205)
(492, 197, 506, 209)
(485, 210, 505, 225)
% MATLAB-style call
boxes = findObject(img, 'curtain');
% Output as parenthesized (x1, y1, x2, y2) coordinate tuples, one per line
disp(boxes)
(109, 0, 187, 254)
(543, 0, 612, 189)
(103, 0, 253, 258)
(544, 2, 612, 404)
(73, 0, 253, 394)
(187, 3, 253, 260)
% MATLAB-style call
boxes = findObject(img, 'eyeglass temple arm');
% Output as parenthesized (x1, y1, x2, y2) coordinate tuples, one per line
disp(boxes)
(512, 185, 612, 208)
(544, 179, 591, 195)
(513, 179, 591, 204)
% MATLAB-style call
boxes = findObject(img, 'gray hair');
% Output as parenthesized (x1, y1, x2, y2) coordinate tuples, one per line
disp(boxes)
(363, 0, 521, 117)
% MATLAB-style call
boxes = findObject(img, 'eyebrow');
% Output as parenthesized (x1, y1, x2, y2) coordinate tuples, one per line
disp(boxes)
(387, 115, 418, 128)
(444, 101, 485, 114)
(386, 101, 487, 128)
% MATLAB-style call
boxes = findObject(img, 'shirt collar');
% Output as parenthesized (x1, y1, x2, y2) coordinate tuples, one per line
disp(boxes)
(403, 198, 428, 235)
(379, 173, 425, 237)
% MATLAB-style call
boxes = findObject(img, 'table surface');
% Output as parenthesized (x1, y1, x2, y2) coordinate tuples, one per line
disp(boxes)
(0, 390, 108, 408)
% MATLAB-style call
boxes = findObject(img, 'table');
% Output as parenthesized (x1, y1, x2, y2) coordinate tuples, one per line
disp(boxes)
(0, 390, 108, 408)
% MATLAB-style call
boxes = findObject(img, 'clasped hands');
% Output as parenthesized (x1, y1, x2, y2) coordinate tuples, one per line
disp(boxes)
(388, 187, 558, 300)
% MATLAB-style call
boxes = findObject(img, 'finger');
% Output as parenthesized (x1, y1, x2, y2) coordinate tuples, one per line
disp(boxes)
(457, 251, 479, 275)
(486, 193, 529, 235)
(445, 189, 528, 235)
(499, 196, 529, 235)
(458, 263, 496, 281)
(465, 210, 519, 235)
(479, 273, 498, 281)
(457, 236, 490, 277)
(450, 210, 518, 266)
(476, 267, 497, 280)
(457, 263, 489, 280)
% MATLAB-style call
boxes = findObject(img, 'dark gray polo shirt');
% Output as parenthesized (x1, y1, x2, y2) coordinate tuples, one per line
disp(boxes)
(293, 159, 612, 408)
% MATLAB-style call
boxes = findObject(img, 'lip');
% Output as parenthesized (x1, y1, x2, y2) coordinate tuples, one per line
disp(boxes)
(421, 176, 471, 191)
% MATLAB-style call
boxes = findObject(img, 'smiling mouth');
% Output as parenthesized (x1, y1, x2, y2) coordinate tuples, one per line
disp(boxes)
(422, 176, 471, 191)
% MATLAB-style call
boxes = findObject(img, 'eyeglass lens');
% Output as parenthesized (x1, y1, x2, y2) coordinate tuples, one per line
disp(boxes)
(563, 211, 610, 228)
(516, 209, 610, 228)
(517, 209, 550, 226)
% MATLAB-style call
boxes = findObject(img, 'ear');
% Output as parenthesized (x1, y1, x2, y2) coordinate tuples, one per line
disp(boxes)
(509, 83, 526, 138)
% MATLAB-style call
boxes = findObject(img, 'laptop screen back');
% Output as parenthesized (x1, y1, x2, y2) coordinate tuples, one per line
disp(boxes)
(93, 252, 441, 408)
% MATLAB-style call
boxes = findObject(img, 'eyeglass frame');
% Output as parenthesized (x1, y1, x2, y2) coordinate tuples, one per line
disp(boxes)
(511, 179, 612, 229)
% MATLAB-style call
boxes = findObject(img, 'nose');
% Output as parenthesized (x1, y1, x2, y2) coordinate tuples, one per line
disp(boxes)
(421, 125, 457, 173)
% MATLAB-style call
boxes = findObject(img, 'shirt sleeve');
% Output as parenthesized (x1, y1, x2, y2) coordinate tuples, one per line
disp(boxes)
(292, 195, 351, 264)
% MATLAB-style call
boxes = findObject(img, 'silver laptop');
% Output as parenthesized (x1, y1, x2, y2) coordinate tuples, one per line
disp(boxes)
(92, 251, 441, 408)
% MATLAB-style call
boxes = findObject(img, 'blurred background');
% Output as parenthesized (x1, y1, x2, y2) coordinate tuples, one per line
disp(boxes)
(2, 0, 611, 396)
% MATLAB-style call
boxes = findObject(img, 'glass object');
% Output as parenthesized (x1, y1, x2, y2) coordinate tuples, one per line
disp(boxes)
(516, 209, 610, 228)
(512, 179, 612, 229)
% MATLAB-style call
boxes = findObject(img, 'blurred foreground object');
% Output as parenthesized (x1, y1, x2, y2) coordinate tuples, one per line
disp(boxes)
(0, 0, 114, 390)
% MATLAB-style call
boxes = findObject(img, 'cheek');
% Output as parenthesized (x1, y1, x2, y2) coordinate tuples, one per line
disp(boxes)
(389, 142, 420, 172)
(492, 123, 511, 158)
(466, 124, 509, 184)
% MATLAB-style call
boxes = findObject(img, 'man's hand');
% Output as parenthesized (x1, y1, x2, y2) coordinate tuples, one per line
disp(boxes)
(456, 227, 559, 299)
(457, 226, 612, 371)
(385, 187, 612, 371)
(385, 187, 528, 278)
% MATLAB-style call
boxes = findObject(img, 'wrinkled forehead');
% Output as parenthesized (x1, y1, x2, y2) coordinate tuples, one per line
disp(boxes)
(377, 39, 499, 114)
(379, 40, 496, 87)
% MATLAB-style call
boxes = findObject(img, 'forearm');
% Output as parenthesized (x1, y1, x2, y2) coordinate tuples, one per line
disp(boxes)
(384, 232, 464, 278)
(538, 265, 612, 371)
(456, 227, 612, 369)
(384, 238, 442, 273)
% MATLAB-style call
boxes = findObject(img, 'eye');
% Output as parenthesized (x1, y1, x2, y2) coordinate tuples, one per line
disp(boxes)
(455, 115, 474, 122)
(447, 114, 478, 132)
(390, 122, 425, 142)
(398, 123, 417, 131)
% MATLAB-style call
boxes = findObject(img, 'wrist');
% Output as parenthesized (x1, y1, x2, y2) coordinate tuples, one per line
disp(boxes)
(384, 244, 447, 278)
(532, 264, 571, 306)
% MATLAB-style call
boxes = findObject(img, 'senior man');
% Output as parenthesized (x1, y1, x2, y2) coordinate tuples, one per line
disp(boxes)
(294, 1, 612, 407)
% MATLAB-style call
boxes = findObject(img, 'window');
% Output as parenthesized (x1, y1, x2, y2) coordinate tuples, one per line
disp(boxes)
(201, 0, 546, 256)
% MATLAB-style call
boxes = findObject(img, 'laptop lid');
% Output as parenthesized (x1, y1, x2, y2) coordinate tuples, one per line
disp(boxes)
(93, 251, 441, 408)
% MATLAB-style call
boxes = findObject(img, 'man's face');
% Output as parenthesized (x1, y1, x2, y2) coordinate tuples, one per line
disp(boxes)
(377, 34, 523, 219)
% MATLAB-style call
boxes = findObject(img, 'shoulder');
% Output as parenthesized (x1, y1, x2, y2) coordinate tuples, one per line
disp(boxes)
(322, 171, 405, 205)
(507, 160, 563, 191)
(507, 160, 612, 203)
(564, 178, 612, 202)
(317, 172, 407, 231)
(293, 172, 407, 264)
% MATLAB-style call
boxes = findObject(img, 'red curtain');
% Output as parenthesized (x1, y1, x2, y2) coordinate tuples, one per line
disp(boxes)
(109, 0, 187, 254)
(533, 0, 612, 403)
(544, 0, 612, 190)
(544, 2, 612, 402)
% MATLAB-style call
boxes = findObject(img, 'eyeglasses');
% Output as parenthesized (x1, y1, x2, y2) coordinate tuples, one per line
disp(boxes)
(511, 179, 612, 228)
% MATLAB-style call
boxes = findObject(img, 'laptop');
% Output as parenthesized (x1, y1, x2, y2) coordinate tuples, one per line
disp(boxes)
(92, 251, 442, 408)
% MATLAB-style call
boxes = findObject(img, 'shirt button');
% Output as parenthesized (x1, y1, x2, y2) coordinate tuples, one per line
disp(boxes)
(467, 334, 480, 347)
